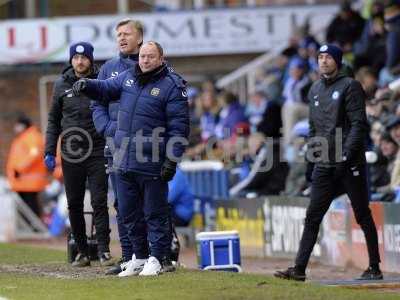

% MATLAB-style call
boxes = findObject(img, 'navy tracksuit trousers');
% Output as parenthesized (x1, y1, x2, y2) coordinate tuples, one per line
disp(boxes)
(109, 169, 133, 261)
(116, 171, 171, 261)
(295, 163, 381, 269)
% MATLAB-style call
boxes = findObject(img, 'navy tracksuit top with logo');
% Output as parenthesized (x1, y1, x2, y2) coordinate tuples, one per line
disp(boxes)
(85, 64, 190, 175)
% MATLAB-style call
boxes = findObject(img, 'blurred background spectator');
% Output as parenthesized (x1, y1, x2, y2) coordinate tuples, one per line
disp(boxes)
(326, 0, 365, 53)
(6, 113, 48, 219)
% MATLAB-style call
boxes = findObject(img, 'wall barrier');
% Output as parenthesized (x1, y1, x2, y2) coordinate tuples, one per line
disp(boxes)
(213, 195, 400, 273)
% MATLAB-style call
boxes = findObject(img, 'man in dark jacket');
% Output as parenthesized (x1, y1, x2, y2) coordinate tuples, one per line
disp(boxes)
(45, 42, 112, 267)
(72, 41, 190, 276)
(91, 18, 143, 275)
(326, 0, 365, 50)
(274, 44, 382, 281)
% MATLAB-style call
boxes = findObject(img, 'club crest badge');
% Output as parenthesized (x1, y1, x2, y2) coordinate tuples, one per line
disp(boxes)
(76, 45, 84, 53)
(151, 88, 160, 96)
(320, 45, 328, 52)
(332, 91, 340, 100)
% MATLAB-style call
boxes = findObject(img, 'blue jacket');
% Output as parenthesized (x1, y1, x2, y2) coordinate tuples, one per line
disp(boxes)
(85, 63, 190, 175)
(91, 53, 138, 157)
(215, 102, 247, 139)
(168, 168, 194, 222)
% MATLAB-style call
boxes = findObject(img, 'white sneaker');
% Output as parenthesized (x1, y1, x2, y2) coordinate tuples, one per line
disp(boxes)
(118, 255, 147, 277)
(139, 256, 162, 276)
(120, 260, 130, 271)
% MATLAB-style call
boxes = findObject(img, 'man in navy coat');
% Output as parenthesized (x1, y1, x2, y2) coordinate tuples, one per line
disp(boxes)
(73, 41, 190, 276)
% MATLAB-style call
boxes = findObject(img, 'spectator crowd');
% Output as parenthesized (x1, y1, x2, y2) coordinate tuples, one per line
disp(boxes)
(184, 0, 400, 202)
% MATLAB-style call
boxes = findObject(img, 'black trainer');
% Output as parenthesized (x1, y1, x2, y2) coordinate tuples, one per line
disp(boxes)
(274, 267, 306, 282)
(170, 229, 181, 262)
(71, 253, 90, 267)
(105, 258, 125, 275)
(357, 267, 383, 280)
(161, 257, 176, 273)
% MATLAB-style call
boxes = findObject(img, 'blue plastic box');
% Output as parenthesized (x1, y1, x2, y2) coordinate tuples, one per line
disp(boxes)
(196, 230, 242, 272)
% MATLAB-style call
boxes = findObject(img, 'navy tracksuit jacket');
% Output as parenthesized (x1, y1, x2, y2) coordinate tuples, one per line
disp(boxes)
(87, 63, 189, 260)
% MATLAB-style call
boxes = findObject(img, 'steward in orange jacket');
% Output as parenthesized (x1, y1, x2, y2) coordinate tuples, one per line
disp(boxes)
(7, 125, 48, 192)
(6, 116, 48, 217)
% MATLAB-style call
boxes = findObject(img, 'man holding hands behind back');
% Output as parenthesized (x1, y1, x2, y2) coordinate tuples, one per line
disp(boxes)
(274, 44, 382, 282)
(45, 42, 112, 267)
(72, 41, 190, 276)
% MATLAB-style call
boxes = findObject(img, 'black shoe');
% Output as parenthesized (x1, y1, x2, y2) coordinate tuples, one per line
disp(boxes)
(274, 267, 306, 282)
(161, 257, 176, 273)
(357, 267, 383, 280)
(99, 252, 114, 267)
(71, 253, 90, 267)
(106, 258, 126, 275)
(170, 229, 181, 262)
(105, 264, 122, 275)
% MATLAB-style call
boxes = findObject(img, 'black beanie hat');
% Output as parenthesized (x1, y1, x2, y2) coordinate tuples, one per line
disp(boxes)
(16, 113, 32, 128)
(318, 44, 343, 68)
(69, 42, 94, 64)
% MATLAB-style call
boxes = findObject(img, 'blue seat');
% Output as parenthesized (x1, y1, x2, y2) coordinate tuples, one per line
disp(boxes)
(184, 169, 229, 200)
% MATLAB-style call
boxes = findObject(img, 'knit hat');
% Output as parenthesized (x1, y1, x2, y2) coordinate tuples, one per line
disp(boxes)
(318, 44, 343, 68)
(16, 113, 32, 128)
(299, 37, 320, 51)
(386, 115, 400, 131)
(340, 0, 352, 12)
(289, 57, 307, 70)
(69, 42, 94, 64)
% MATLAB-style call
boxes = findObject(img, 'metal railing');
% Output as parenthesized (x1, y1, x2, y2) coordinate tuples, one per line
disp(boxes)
(38, 74, 58, 134)
(215, 46, 285, 103)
